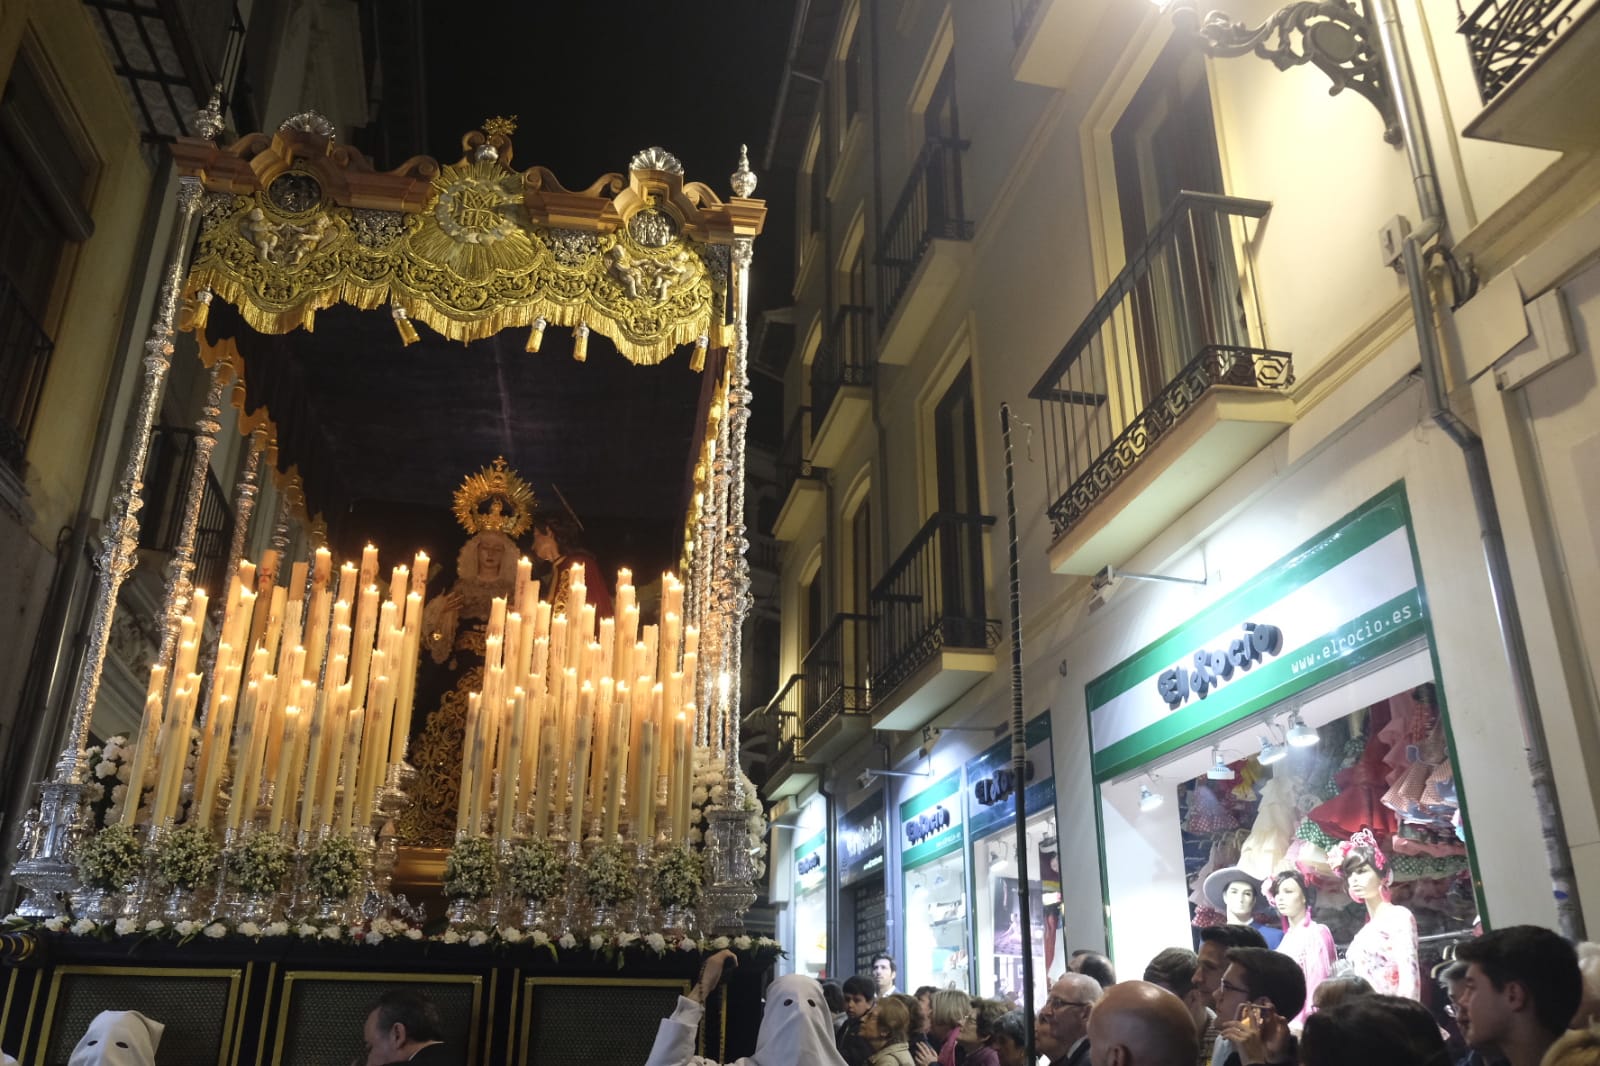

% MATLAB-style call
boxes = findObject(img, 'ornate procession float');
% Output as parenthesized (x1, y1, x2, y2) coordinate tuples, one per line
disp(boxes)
(2, 98, 771, 1065)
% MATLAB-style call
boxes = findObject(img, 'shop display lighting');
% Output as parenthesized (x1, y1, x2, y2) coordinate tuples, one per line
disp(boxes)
(1139, 784, 1164, 812)
(1286, 711, 1319, 747)
(1257, 734, 1288, 765)
(1206, 747, 1235, 780)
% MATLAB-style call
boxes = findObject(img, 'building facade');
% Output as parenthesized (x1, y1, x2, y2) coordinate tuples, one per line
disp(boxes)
(757, 0, 1600, 999)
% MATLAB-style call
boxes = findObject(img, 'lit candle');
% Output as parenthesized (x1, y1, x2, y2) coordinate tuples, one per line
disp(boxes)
(300, 682, 329, 836)
(388, 564, 409, 614)
(498, 688, 526, 841)
(567, 683, 594, 841)
(515, 556, 533, 612)
(119, 686, 164, 827)
(226, 680, 261, 832)
(338, 706, 364, 836)
(669, 710, 689, 842)
(411, 551, 429, 594)
(317, 680, 350, 829)
(636, 721, 658, 844)
(532, 717, 557, 838)
(359, 543, 379, 588)
(349, 583, 381, 705)
(336, 562, 358, 607)
(194, 693, 233, 828)
(266, 705, 301, 833)
(602, 687, 628, 841)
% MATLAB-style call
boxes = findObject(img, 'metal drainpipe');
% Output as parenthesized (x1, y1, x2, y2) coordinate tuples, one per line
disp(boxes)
(1372, 0, 1585, 938)
(868, 0, 892, 566)
(818, 774, 841, 978)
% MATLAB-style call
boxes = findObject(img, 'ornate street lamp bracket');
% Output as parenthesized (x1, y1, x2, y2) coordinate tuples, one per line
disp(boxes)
(1170, 0, 1401, 145)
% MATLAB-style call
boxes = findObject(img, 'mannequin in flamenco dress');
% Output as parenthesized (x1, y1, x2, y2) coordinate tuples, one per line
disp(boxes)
(1332, 827, 1420, 999)
(1264, 871, 1336, 1029)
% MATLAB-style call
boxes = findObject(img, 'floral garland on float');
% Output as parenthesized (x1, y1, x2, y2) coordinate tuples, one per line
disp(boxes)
(7, 457, 770, 956)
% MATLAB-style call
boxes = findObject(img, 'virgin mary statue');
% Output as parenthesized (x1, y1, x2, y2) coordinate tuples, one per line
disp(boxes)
(397, 458, 533, 845)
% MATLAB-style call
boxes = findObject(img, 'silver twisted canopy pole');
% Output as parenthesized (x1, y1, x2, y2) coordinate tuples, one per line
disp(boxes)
(8, 95, 223, 917)
(153, 361, 228, 675)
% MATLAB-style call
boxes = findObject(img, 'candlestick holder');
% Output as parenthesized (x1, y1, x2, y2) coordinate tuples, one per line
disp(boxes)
(630, 840, 656, 931)
(12, 781, 86, 918)
(377, 761, 415, 822)
(698, 806, 756, 936)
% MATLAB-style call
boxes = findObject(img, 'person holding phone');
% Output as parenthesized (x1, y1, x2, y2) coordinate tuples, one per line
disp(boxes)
(1210, 948, 1305, 1066)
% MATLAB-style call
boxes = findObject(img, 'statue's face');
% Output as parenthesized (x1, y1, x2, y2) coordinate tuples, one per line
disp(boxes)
(476, 536, 506, 577)
(1224, 879, 1255, 919)
(532, 526, 558, 561)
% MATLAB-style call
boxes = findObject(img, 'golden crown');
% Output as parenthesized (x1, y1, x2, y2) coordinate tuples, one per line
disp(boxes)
(452, 457, 536, 537)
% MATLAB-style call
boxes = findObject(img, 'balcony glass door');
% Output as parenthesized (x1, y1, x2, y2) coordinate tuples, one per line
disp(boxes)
(924, 58, 961, 235)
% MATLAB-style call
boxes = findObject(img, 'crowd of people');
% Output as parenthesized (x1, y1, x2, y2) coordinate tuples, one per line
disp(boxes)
(636, 919, 1600, 1066)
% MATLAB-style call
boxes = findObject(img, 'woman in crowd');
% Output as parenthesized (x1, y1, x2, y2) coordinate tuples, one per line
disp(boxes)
(954, 998, 1009, 1066)
(862, 998, 915, 1066)
(912, 990, 971, 1066)
(1310, 974, 1375, 1014)
(986, 1012, 1031, 1066)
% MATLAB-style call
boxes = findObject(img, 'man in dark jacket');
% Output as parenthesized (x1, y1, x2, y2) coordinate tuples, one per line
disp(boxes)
(363, 989, 461, 1066)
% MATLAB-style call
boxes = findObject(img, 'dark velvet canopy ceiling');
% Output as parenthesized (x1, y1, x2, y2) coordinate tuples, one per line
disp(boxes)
(207, 298, 717, 583)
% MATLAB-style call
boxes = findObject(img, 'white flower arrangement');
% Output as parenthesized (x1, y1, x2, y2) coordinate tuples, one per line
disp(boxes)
(505, 838, 566, 901)
(173, 920, 199, 938)
(443, 835, 498, 899)
(559, 932, 577, 949)
(71, 918, 96, 936)
(305, 835, 361, 899)
(581, 842, 635, 907)
(156, 823, 220, 889)
(531, 930, 551, 947)
(114, 918, 137, 936)
(588, 933, 606, 950)
(230, 831, 290, 895)
(203, 922, 227, 939)
(78, 735, 132, 828)
(320, 925, 342, 940)
(237, 921, 261, 937)
(686, 747, 768, 878)
(644, 932, 667, 953)
(365, 930, 384, 945)
(43, 917, 66, 933)
(652, 845, 703, 909)
(468, 930, 489, 947)
(404, 927, 424, 940)
(75, 823, 143, 890)
(296, 922, 318, 938)
(442, 930, 462, 944)
(265, 921, 290, 937)
(144, 919, 165, 932)
(678, 937, 698, 951)
(710, 935, 731, 950)
(733, 935, 752, 950)
(501, 926, 525, 943)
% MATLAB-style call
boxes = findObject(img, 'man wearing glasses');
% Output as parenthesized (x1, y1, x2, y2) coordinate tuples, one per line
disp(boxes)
(1037, 973, 1103, 1066)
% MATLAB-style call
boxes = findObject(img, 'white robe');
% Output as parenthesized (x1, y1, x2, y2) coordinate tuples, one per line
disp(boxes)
(645, 972, 849, 1066)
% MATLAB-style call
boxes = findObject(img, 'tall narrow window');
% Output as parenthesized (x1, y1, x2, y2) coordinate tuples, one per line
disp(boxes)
(923, 57, 961, 233)
(1110, 37, 1242, 405)
(842, 27, 862, 132)
(849, 499, 872, 693)
(804, 568, 824, 657)
(933, 365, 984, 645)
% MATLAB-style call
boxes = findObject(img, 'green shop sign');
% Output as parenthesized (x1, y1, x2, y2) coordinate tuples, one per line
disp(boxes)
(1087, 483, 1426, 780)
(898, 772, 963, 870)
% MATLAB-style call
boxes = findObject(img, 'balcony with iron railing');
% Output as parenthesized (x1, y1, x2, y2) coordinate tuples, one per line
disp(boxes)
(869, 512, 1000, 731)
(1459, 0, 1600, 150)
(772, 407, 826, 542)
(876, 137, 975, 366)
(808, 304, 874, 468)
(761, 672, 815, 799)
(0, 274, 55, 477)
(1029, 192, 1294, 576)
(799, 612, 873, 760)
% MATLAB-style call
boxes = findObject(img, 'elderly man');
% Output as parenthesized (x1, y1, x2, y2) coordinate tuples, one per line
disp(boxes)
(1037, 972, 1103, 1066)
(362, 989, 459, 1066)
(1089, 982, 1201, 1066)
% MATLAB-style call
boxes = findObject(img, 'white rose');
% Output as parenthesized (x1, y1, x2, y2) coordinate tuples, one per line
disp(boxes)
(678, 937, 698, 951)
(204, 922, 227, 939)
(116, 763, 131, 782)
(501, 927, 524, 943)
(711, 936, 731, 950)
(84, 784, 105, 803)
(645, 933, 667, 953)
(733, 935, 752, 950)
(616, 931, 639, 948)
(296, 923, 318, 937)
(67, 918, 97, 937)
(531, 930, 550, 946)
(442, 930, 462, 944)
(468, 931, 488, 947)
(589, 933, 606, 951)
(114, 918, 137, 936)
(44, 917, 67, 932)
(266, 922, 290, 937)
(404, 928, 423, 941)
(96, 761, 117, 779)
(238, 921, 261, 937)
(111, 785, 128, 804)
(559, 933, 577, 949)
(372, 918, 393, 935)
(320, 926, 342, 940)
(366, 930, 384, 945)
(174, 921, 197, 937)
(144, 919, 165, 932)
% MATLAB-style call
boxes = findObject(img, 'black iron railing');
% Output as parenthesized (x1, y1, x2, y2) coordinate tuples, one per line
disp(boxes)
(870, 513, 999, 698)
(1459, 0, 1590, 100)
(140, 427, 236, 596)
(810, 305, 874, 426)
(765, 673, 806, 773)
(0, 274, 55, 474)
(777, 407, 820, 504)
(801, 612, 873, 741)
(1028, 192, 1292, 540)
(1012, 0, 1045, 43)
(749, 533, 781, 574)
(877, 137, 974, 332)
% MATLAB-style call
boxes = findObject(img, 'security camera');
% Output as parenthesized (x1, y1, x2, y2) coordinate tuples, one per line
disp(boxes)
(857, 769, 876, 789)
